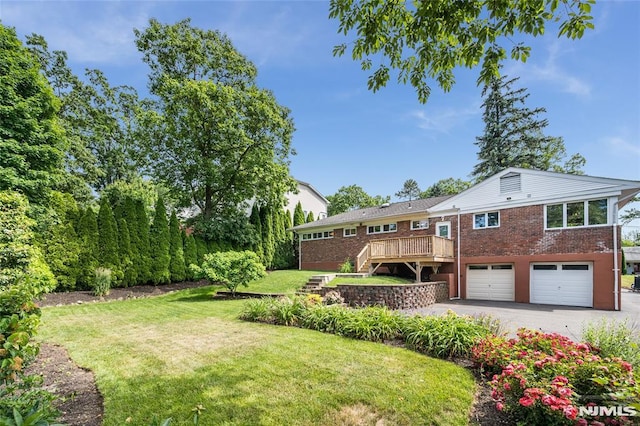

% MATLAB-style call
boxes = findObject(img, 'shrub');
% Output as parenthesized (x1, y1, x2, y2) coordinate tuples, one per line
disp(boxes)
(239, 298, 274, 323)
(402, 311, 493, 359)
(193, 251, 266, 297)
(338, 259, 353, 273)
(338, 306, 402, 342)
(93, 268, 112, 297)
(472, 329, 640, 425)
(582, 318, 640, 367)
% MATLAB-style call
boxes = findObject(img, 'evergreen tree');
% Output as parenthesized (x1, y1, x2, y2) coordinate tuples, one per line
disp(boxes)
(134, 199, 152, 284)
(39, 192, 81, 291)
(118, 218, 136, 287)
(249, 204, 264, 262)
(149, 197, 170, 284)
(260, 206, 275, 269)
(293, 202, 305, 227)
(123, 197, 141, 285)
(472, 74, 585, 181)
(194, 235, 208, 265)
(76, 207, 99, 289)
(169, 210, 186, 282)
(395, 179, 421, 201)
(182, 230, 197, 280)
(97, 197, 121, 283)
(305, 211, 315, 223)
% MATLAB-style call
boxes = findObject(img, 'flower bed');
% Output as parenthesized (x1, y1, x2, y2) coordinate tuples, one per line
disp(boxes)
(472, 329, 640, 425)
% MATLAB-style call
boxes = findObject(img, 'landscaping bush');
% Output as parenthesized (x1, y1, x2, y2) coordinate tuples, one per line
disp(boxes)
(402, 311, 493, 359)
(582, 318, 640, 368)
(338, 259, 353, 273)
(322, 290, 344, 305)
(337, 306, 402, 342)
(472, 329, 640, 425)
(192, 250, 266, 297)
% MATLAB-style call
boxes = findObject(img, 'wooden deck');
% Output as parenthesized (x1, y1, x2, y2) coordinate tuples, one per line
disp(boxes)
(356, 235, 455, 276)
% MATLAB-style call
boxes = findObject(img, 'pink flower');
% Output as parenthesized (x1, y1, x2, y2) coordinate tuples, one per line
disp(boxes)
(621, 361, 633, 372)
(519, 396, 535, 407)
(553, 376, 569, 384)
(556, 387, 572, 397)
(496, 402, 504, 411)
(577, 419, 588, 426)
(503, 382, 511, 391)
(519, 378, 527, 388)
(563, 406, 577, 419)
(541, 395, 554, 406)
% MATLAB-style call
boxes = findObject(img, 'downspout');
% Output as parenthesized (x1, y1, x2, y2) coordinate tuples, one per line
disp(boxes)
(451, 208, 462, 300)
(613, 201, 620, 311)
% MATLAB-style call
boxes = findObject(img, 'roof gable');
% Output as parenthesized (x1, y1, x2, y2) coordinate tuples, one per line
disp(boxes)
(430, 168, 640, 213)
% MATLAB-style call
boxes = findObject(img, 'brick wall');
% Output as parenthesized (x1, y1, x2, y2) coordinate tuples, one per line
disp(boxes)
(459, 205, 614, 257)
(320, 281, 448, 309)
(300, 215, 460, 271)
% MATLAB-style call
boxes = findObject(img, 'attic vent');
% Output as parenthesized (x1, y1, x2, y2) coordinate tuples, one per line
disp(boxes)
(500, 172, 521, 194)
(380, 203, 390, 208)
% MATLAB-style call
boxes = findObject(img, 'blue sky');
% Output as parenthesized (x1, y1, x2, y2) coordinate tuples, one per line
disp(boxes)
(1, 0, 639, 230)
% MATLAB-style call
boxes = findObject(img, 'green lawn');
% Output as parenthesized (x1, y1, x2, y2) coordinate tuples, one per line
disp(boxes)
(621, 274, 635, 289)
(39, 282, 477, 425)
(240, 269, 323, 294)
(327, 275, 414, 287)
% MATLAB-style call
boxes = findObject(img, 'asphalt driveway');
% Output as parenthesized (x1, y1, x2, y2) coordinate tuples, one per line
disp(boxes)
(405, 289, 640, 340)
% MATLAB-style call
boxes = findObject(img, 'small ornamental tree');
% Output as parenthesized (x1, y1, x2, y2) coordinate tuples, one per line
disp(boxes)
(194, 250, 266, 297)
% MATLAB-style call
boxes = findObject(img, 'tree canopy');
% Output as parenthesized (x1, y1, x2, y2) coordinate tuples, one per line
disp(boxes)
(471, 74, 585, 181)
(326, 184, 390, 216)
(0, 24, 67, 204)
(420, 178, 472, 198)
(395, 179, 421, 201)
(134, 19, 296, 219)
(329, 0, 595, 103)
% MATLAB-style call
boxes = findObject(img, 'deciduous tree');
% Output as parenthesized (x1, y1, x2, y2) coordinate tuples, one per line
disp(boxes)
(134, 19, 296, 219)
(329, 0, 595, 103)
(420, 178, 472, 198)
(326, 185, 390, 216)
(193, 250, 266, 297)
(0, 25, 67, 204)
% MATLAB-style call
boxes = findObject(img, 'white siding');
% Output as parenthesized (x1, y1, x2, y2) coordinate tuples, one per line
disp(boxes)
(285, 182, 328, 220)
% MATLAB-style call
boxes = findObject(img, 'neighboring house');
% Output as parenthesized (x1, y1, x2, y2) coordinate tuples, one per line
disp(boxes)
(622, 247, 640, 274)
(291, 168, 640, 311)
(286, 180, 329, 221)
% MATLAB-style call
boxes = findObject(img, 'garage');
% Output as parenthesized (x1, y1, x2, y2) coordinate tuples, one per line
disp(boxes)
(530, 262, 593, 307)
(466, 264, 514, 301)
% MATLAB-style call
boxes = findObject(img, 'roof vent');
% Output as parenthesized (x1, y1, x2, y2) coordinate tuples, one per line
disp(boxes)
(380, 203, 390, 208)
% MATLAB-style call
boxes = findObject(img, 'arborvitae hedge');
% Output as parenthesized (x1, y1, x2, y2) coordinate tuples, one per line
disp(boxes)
(134, 199, 152, 284)
(293, 201, 305, 227)
(182, 230, 197, 280)
(76, 207, 99, 289)
(123, 197, 141, 284)
(169, 210, 186, 282)
(260, 206, 275, 269)
(149, 197, 170, 284)
(118, 218, 136, 287)
(249, 204, 264, 262)
(97, 197, 121, 283)
(305, 211, 315, 223)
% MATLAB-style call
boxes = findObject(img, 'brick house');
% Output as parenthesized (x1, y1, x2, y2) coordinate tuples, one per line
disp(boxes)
(291, 168, 640, 310)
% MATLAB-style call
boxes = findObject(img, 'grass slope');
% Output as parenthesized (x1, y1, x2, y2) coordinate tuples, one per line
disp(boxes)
(39, 286, 476, 425)
(328, 275, 414, 286)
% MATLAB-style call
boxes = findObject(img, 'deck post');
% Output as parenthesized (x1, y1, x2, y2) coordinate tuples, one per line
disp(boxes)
(416, 262, 422, 283)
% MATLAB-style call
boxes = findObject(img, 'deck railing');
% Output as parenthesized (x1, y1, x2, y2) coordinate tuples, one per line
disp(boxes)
(369, 235, 454, 260)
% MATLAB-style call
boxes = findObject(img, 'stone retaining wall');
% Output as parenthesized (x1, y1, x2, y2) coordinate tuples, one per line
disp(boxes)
(320, 281, 448, 309)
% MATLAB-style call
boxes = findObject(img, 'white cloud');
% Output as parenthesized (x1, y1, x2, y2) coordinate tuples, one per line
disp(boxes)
(603, 135, 640, 156)
(2, 1, 152, 65)
(409, 103, 481, 134)
(508, 39, 592, 98)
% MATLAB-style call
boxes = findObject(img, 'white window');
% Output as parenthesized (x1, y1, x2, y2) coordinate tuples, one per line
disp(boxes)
(545, 199, 608, 229)
(411, 219, 429, 230)
(301, 230, 334, 241)
(367, 223, 397, 234)
(474, 212, 500, 229)
(343, 227, 357, 237)
(436, 221, 451, 239)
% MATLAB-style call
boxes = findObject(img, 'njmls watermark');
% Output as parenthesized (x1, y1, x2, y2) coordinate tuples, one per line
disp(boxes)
(578, 406, 638, 417)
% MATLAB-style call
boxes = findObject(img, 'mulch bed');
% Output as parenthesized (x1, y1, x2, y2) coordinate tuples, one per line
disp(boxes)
(28, 282, 510, 425)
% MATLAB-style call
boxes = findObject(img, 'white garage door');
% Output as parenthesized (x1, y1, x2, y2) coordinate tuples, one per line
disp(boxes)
(467, 264, 514, 301)
(530, 263, 593, 307)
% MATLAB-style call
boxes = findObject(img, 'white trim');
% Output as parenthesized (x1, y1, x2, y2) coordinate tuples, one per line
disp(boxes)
(367, 223, 397, 235)
(343, 227, 357, 237)
(473, 211, 500, 229)
(436, 221, 451, 239)
(410, 219, 429, 230)
(301, 230, 334, 241)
